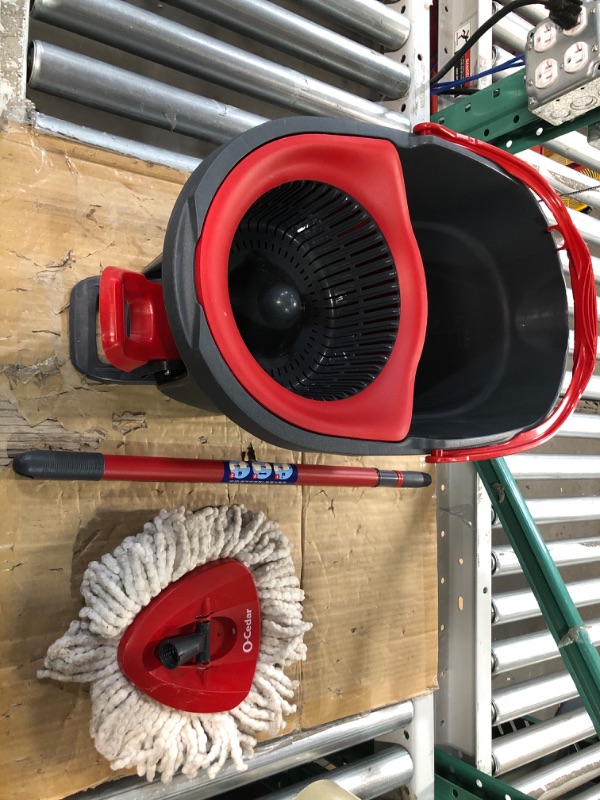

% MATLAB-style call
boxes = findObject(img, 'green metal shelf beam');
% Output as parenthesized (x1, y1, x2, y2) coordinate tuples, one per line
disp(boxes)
(431, 69, 600, 154)
(435, 749, 531, 800)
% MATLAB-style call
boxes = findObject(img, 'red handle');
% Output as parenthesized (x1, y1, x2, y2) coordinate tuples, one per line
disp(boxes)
(413, 123, 597, 463)
(99, 267, 180, 372)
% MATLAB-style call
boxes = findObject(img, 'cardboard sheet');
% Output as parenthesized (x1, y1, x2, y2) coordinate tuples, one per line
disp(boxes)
(0, 124, 437, 799)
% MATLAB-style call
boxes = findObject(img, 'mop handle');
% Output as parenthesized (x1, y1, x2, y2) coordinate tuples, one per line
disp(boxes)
(12, 450, 432, 489)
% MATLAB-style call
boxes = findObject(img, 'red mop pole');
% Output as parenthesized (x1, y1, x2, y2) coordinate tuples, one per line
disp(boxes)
(13, 451, 432, 489)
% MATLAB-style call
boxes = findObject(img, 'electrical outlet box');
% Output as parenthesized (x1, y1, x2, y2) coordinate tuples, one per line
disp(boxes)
(526, 0, 600, 124)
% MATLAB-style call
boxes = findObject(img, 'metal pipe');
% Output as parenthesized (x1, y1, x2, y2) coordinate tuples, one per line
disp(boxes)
(492, 579, 600, 625)
(495, 6, 533, 35)
(511, 5, 547, 25)
(493, 536, 600, 575)
(578, 375, 600, 401)
(566, 290, 600, 320)
(34, 113, 201, 173)
(492, 672, 578, 724)
(492, 708, 596, 776)
(260, 746, 413, 800)
(506, 455, 600, 482)
(511, 742, 600, 799)
(65, 702, 414, 800)
(569, 332, 600, 359)
(493, 15, 529, 54)
(493, 496, 600, 527)
(294, 0, 410, 51)
(492, 620, 600, 674)
(557, 413, 600, 439)
(492, 45, 524, 81)
(30, 0, 410, 130)
(27, 42, 266, 145)
(564, 373, 600, 400)
(496, 0, 548, 26)
(561, 250, 600, 285)
(493, 44, 516, 64)
(165, 0, 409, 99)
(572, 783, 600, 800)
(567, 207, 600, 246)
(548, 131, 600, 174)
(517, 150, 600, 211)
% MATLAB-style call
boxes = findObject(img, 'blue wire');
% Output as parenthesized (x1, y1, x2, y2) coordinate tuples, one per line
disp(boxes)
(434, 53, 525, 84)
(432, 55, 524, 90)
(433, 59, 524, 90)
(432, 54, 525, 93)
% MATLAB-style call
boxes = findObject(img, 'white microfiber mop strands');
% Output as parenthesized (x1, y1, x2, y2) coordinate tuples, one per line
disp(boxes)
(38, 505, 312, 783)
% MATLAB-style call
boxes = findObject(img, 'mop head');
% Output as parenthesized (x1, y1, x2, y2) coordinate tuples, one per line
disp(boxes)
(38, 505, 312, 783)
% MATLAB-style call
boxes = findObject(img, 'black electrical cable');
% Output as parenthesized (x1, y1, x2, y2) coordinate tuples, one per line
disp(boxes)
(434, 87, 480, 95)
(430, 0, 582, 86)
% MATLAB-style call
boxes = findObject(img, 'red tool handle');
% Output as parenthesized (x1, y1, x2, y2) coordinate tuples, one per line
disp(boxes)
(414, 123, 597, 463)
(12, 450, 433, 489)
(102, 457, 430, 487)
(99, 267, 180, 372)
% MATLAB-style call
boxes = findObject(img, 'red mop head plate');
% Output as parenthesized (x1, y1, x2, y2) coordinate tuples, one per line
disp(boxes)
(117, 559, 260, 712)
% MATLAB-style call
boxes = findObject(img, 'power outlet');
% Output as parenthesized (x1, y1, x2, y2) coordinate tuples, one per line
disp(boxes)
(535, 58, 559, 88)
(526, 1, 600, 125)
(534, 21, 558, 52)
(564, 6, 588, 36)
(564, 41, 590, 73)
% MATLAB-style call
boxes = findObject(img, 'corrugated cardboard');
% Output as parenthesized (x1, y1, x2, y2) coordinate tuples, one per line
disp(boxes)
(0, 124, 437, 799)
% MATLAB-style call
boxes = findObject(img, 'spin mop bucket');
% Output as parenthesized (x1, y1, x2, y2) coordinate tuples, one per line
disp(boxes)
(69, 119, 597, 462)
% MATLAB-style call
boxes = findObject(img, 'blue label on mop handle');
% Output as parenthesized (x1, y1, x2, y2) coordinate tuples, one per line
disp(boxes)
(223, 461, 298, 484)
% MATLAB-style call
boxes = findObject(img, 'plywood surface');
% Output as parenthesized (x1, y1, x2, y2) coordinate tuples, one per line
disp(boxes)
(0, 124, 437, 799)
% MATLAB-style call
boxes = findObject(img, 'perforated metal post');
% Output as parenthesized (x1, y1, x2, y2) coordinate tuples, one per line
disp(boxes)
(436, 463, 493, 773)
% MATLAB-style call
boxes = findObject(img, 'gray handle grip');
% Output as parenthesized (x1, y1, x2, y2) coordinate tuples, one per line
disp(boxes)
(12, 450, 105, 480)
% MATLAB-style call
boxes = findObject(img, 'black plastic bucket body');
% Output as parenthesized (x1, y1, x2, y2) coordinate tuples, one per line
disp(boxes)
(71, 117, 569, 456)
(401, 138, 568, 446)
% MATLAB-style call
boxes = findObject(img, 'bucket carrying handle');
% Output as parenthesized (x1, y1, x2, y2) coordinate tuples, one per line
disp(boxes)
(414, 123, 597, 464)
(99, 266, 180, 372)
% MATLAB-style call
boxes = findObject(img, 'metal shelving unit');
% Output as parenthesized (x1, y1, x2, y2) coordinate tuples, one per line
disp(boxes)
(1, 0, 431, 164)
(64, 702, 417, 800)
